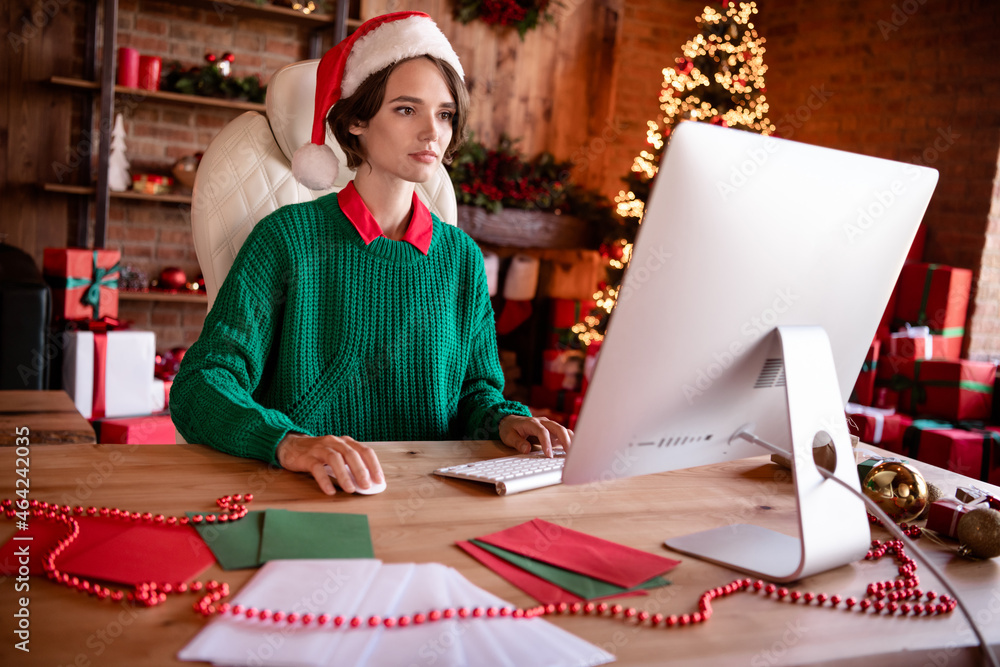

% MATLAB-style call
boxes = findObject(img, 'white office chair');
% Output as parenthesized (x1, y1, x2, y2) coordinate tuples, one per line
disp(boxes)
(190, 58, 459, 311)
(179, 59, 459, 443)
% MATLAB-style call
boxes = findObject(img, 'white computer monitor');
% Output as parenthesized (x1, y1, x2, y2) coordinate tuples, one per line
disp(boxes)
(562, 121, 939, 582)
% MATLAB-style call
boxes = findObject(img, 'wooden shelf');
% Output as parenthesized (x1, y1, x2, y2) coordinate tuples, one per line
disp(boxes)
(114, 85, 266, 112)
(50, 77, 266, 112)
(171, 0, 336, 25)
(43, 184, 194, 205)
(112, 190, 193, 205)
(120, 291, 207, 304)
(49, 75, 98, 91)
(44, 183, 95, 195)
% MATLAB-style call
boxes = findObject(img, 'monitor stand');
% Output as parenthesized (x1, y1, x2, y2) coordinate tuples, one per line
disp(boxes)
(664, 325, 870, 582)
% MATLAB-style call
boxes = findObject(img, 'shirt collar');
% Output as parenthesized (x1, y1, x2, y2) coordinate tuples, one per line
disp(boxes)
(337, 181, 433, 255)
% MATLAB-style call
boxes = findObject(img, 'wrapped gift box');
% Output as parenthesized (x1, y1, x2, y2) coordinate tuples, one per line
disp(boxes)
(845, 403, 911, 454)
(885, 359, 995, 422)
(43, 248, 120, 321)
(849, 340, 880, 406)
(100, 415, 176, 445)
(892, 263, 971, 359)
(902, 420, 995, 480)
(541, 348, 585, 391)
(63, 330, 156, 419)
(550, 299, 596, 329)
(530, 385, 583, 413)
(925, 498, 972, 539)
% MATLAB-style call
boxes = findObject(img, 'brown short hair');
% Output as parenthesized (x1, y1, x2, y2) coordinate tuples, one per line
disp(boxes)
(328, 55, 469, 171)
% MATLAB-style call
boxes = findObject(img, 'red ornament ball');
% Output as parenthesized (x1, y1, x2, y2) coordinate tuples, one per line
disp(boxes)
(159, 267, 187, 290)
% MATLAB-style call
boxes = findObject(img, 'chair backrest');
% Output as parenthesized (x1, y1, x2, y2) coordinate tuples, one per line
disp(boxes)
(180, 60, 458, 445)
(190, 59, 459, 311)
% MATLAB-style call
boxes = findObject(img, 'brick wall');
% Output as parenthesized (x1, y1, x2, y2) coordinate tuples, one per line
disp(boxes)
(108, 0, 316, 348)
(601, 0, 708, 200)
(607, 0, 1000, 358)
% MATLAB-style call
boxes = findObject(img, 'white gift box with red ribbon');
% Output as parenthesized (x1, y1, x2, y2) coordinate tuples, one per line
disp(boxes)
(63, 330, 157, 420)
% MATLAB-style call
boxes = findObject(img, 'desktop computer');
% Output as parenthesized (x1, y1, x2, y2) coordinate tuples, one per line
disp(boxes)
(561, 121, 939, 582)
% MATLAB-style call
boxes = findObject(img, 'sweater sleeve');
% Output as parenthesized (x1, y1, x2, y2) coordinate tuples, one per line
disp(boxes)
(170, 212, 311, 465)
(456, 251, 532, 440)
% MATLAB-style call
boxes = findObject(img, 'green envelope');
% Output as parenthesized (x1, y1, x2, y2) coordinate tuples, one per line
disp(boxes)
(469, 539, 669, 600)
(258, 509, 374, 561)
(189, 511, 266, 571)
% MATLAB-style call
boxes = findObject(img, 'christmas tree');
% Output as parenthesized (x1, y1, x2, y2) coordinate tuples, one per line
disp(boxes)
(108, 113, 131, 192)
(573, 1, 774, 346)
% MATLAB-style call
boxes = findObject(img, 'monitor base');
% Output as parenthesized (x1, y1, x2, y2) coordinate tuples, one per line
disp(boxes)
(664, 325, 870, 583)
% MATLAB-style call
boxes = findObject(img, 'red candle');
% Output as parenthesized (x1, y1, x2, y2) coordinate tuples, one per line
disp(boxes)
(138, 55, 162, 91)
(117, 47, 139, 88)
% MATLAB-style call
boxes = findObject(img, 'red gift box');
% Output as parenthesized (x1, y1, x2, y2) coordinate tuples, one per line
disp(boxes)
(849, 340, 880, 406)
(550, 299, 596, 329)
(886, 359, 995, 422)
(987, 427, 1000, 486)
(542, 348, 585, 391)
(845, 406, 911, 454)
(903, 420, 996, 480)
(100, 415, 176, 444)
(893, 263, 971, 359)
(43, 248, 120, 321)
(925, 499, 972, 539)
(530, 385, 582, 413)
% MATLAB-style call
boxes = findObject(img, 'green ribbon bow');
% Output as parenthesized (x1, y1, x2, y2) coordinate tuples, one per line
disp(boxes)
(53, 251, 120, 319)
(888, 360, 992, 415)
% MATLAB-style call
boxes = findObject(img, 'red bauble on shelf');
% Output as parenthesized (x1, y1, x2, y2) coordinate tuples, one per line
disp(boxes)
(158, 267, 187, 291)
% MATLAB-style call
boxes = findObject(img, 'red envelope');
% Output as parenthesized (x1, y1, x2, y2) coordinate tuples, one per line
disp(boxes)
(0, 516, 215, 585)
(476, 518, 680, 588)
(457, 540, 584, 606)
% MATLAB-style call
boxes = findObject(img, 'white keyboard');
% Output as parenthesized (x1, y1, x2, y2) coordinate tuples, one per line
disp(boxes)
(433, 451, 566, 496)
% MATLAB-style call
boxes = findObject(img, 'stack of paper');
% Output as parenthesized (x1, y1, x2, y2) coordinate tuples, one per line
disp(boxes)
(179, 559, 615, 667)
(190, 510, 373, 569)
(459, 519, 680, 605)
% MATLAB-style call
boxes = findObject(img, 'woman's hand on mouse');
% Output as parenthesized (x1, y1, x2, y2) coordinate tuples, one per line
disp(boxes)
(276, 433, 384, 495)
(498, 415, 572, 457)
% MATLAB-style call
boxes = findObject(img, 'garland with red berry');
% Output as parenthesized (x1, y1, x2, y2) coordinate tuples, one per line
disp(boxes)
(453, 0, 557, 38)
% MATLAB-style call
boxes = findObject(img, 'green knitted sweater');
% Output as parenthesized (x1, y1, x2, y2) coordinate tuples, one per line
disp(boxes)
(170, 192, 530, 464)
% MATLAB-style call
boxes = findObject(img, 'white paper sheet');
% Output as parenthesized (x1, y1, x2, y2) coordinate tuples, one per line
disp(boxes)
(178, 559, 615, 667)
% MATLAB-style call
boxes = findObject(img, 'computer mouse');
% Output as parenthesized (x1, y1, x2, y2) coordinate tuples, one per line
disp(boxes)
(323, 464, 387, 495)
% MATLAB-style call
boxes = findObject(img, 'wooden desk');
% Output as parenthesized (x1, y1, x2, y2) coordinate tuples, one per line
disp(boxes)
(0, 390, 96, 445)
(0, 441, 998, 666)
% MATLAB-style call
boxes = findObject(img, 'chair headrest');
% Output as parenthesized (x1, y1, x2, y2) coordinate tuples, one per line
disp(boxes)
(266, 59, 353, 191)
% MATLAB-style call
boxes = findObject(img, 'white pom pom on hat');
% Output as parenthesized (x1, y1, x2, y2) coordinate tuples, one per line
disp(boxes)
(290, 11, 465, 191)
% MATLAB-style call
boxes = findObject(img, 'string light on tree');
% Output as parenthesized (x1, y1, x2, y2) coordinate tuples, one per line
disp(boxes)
(580, 1, 774, 346)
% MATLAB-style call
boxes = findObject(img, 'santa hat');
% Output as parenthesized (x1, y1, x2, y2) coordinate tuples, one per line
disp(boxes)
(292, 11, 465, 191)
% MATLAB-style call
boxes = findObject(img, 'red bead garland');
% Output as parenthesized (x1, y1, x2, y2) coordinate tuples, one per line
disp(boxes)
(0, 496, 957, 631)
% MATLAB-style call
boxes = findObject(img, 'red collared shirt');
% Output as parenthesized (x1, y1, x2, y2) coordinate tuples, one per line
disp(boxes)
(337, 181, 433, 255)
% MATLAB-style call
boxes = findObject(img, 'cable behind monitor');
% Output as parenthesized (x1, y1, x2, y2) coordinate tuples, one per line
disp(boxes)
(736, 429, 999, 667)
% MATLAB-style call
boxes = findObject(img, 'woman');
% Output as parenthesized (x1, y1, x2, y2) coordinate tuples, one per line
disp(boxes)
(171, 12, 571, 495)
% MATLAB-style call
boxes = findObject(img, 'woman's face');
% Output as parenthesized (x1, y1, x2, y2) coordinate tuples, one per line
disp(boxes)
(349, 57, 456, 184)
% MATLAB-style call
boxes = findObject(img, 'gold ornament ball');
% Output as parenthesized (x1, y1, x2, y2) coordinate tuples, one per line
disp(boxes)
(861, 460, 929, 523)
(957, 508, 1000, 559)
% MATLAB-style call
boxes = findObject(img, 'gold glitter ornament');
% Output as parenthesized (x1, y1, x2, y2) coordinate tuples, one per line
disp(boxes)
(861, 460, 929, 523)
(957, 507, 1000, 559)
